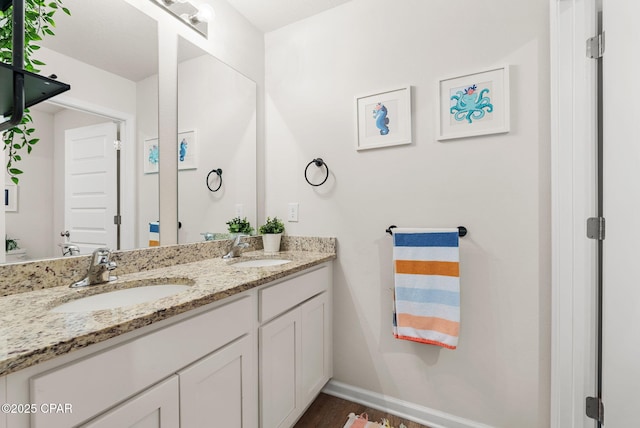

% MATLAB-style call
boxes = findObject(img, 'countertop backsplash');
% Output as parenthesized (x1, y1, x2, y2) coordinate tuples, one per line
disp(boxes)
(0, 235, 336, 297)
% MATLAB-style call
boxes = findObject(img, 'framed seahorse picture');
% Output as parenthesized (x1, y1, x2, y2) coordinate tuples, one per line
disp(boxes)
(143, 131, 198, 174)
(355, 86, 412, 150)
(437, 65, 510, 141)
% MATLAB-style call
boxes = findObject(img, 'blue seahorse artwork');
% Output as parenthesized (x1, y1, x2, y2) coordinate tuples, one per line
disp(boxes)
(148, 144, 159, 165)
(372, 102, 390, 135)
(450, 84, 493, 124)
(179, 138, 188, 162)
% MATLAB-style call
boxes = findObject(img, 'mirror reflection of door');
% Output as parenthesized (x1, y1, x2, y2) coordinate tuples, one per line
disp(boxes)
(64, 122, 119, 255)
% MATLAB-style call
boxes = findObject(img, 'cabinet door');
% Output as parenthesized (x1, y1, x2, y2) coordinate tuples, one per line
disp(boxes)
(179, 335, 256, 428)
(300, 292, 331, 405)
(260, 309, 300, 428)
(80, 376, 179, 428)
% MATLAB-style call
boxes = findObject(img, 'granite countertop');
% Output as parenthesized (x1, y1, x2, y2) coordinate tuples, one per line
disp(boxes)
(0, 250, 335, 376)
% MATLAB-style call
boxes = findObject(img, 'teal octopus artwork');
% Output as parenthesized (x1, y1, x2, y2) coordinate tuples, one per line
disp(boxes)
(450, 84, 493, 124)
(148, 144, 159, 165)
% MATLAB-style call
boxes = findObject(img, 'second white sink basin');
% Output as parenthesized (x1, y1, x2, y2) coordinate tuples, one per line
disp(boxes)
(232, 259, 291, 268)
(51, 284, 191, 313)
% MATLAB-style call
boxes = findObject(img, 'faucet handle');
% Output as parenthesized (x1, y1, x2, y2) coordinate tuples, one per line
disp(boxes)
(91, 247, 111, 264)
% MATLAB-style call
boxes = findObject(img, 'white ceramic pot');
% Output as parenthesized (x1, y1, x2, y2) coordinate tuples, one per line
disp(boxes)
(262, 233, 282, 253)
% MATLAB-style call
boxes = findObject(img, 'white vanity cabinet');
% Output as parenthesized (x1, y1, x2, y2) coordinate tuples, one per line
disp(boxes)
(1, 260, 333, 428)
(6, 294, 256, 428)
(1, 376, 7, 428)
(259, 266, 332, 428)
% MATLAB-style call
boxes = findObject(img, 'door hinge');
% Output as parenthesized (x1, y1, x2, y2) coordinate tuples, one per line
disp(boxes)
(586, 32, 605, 59)
(586, 396, 604, 423)
(113, 215, 122, 225)
(587, 217, 605, 240)
(113, 140, 122, 151)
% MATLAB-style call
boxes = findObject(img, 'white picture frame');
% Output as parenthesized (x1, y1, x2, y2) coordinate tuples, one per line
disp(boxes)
(143, 137, 159, 174)
(437, 65, 510, 141)
(178, 130, 197, 170)
(142, 130, 198, 173)
(356, 86, 412, 150)
(4, 184, 17, 212)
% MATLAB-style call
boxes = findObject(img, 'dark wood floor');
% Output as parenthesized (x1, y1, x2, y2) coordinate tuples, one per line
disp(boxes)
(294, 393, 432, 428)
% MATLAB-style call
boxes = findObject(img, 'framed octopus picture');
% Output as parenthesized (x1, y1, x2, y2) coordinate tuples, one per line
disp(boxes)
(356, 86, 412, 150)
(437, 65, 510, 141)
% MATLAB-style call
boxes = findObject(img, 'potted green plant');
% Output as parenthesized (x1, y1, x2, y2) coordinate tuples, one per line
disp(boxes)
(258, 217, 285, 253)
(226, 217, 254, 236)
(5, 236, 19, 252)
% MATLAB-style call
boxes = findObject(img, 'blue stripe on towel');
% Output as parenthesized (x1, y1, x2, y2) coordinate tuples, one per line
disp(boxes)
(394, 232, 458, 248)
(395, 287, 460, 307)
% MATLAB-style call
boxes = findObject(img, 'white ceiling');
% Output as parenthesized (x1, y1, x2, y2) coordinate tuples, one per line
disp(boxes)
(39, 0, 158, 82)
(35, 0, 353, 83)
(225, 0, 353, 32)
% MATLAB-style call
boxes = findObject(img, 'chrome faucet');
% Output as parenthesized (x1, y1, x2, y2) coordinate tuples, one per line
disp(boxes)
(223, 235, 249, 259)
(71, 248, 117, 288)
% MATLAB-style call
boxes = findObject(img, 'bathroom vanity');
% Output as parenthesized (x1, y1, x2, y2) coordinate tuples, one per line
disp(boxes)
(0, 238, 335, 428)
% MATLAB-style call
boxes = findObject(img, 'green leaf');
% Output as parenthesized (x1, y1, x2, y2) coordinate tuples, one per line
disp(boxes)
(14, 155, 21, 161)
(11, 176, 19, 185)
(9, 168, 23, 175)
(28, 138, 39, 145)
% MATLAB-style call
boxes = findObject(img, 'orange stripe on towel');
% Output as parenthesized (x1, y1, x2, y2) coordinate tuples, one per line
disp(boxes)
(397, 313, 460, 337)
(395, 260, 459, 277)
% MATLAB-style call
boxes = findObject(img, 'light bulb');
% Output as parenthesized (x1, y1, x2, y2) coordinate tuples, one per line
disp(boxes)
(190, 4, 214, 24)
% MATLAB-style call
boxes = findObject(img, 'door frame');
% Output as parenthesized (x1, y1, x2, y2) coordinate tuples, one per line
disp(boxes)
(550, 0, 599, 427)
(49, 94, 136, 251)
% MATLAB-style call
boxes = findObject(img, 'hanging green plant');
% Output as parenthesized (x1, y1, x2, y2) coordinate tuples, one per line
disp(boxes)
(0, 0, 70, 184)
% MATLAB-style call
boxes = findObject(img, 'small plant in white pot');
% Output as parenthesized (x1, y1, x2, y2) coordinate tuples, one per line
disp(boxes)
(259, 217, 285, 253)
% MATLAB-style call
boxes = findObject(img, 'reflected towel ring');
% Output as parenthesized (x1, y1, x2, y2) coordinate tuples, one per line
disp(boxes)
(206, 168, 223, 192)
(304, 158, 329, 187)
(385, 225, 468, 237)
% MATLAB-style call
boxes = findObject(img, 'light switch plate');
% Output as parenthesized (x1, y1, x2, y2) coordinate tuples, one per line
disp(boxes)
(288, 203, 299, 222)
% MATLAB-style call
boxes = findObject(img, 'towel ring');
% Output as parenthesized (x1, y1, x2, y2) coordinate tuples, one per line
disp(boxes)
(386, 225, 468, 237)
(206, 168, 223, 192)
(304, 158, 329, 187)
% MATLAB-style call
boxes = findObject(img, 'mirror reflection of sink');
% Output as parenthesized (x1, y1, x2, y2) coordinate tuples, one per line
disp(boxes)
(232, 259, 291, 268)
(51, 284, 191, 313)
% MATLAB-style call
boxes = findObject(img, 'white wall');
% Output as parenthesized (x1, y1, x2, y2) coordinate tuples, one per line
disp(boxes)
(1, 145, 5, 263)
(137, 74, 160, 248)
(264, 0, 550, 427)
(4, 109, 55, 260)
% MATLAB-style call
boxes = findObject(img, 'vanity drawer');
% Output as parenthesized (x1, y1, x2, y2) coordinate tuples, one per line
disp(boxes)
(259, 266, 329, 322)
(30, 295, 252, 428)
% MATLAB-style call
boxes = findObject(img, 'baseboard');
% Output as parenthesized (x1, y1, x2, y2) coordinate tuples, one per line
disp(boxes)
(322, 380, 495, 428)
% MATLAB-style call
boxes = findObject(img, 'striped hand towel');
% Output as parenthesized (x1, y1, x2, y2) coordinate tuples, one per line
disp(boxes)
(392, 228, 460, 349)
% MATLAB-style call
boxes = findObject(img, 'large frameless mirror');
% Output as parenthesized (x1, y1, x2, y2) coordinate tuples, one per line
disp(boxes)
(176, 36, 257, 244)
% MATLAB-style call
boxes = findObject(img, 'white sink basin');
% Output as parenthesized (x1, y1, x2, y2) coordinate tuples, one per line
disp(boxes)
(51, 284, 191, 313)
(232, 259, 291, 268)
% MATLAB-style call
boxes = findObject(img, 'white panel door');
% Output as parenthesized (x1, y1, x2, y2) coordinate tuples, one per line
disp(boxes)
(80, 376, 179, 428)
(64, 122, 118, 254)
(260, 309, 300, 428)
(602, 1, 640, 426)
(179, 335, 255, 428)
(300, 292, 331, 405)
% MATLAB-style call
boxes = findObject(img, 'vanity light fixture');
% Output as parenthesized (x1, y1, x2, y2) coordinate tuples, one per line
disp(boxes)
(152, 0, 214, 37)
